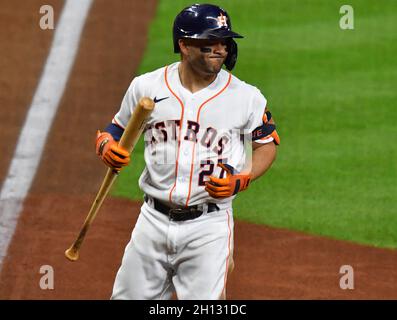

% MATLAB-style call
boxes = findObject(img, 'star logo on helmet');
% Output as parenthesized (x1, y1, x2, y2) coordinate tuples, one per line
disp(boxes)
(217, 13, 228, 27)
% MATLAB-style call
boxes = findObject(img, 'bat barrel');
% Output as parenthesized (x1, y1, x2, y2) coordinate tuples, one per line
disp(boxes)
(140, 97, 155, 111)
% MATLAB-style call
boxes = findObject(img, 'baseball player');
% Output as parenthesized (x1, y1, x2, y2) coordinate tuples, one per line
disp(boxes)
(96, 4, 280, 300)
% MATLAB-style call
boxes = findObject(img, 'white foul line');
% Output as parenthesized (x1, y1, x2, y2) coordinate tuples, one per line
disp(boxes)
(0, 0, 93, 268)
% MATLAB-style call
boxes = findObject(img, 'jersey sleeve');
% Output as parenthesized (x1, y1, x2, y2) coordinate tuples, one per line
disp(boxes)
(246, 89, 277, 144)
(246, 89, 266, 132)
(245, 89, 268, 135)
(112, 76, 141, 129)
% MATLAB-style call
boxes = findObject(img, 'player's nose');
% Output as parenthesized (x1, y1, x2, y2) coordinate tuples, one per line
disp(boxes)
(212, 42, 227, 54)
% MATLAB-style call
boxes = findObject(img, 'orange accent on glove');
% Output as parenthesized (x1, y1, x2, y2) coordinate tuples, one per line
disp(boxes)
(95, 130, 130, 172)
(205, 163, 252, 199)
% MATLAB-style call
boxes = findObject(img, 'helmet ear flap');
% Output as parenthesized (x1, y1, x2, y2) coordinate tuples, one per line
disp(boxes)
(224, 39, 238, 71)
(174, 36, 181, 53)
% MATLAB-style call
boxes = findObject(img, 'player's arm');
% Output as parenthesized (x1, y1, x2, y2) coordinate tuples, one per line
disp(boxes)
(250, 140, 276, 180)
(250, 111, 278, 180)
(205, 109, 279, 198)
(205, 140, 277, 199)
(95, 77, 140, 171)
(95, 104, 130, 173)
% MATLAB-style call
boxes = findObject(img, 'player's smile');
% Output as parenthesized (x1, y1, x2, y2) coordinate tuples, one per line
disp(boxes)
(207, 55, 226, 63)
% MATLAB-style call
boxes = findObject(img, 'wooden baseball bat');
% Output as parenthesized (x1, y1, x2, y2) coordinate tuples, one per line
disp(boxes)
(65, 97, 155, 261)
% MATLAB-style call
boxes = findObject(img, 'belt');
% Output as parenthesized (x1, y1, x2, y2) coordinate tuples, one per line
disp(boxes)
(144, 195, 219, 221)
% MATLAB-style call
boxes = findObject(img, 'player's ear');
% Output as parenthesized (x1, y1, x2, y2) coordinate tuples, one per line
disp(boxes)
(178, 39, 189, 56)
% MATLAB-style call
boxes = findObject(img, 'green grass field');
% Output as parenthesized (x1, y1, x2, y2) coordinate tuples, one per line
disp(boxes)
(112, 0, 397, 248)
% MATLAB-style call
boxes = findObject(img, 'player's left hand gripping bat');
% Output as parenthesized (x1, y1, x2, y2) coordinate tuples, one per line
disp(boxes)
(65, 97, 155, 261)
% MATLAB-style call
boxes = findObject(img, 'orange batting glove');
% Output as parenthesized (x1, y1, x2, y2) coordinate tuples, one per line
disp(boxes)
(205, 163, 252, 199)
(95, 130, 130, 172)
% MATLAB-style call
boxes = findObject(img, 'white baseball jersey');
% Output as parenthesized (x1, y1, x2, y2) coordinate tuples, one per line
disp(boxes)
(112, 62, 272, 206)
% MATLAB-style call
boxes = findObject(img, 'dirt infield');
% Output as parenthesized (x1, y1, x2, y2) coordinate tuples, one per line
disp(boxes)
(0, 0, 63, 185)
(1, 194, 397, 299)
(1, 1, 396, 300)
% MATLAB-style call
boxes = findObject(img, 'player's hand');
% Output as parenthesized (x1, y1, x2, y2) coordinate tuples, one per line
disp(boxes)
(95, 130, 130, 172)
(205, 163, 252, 199)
